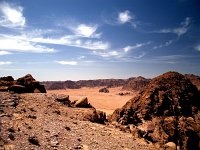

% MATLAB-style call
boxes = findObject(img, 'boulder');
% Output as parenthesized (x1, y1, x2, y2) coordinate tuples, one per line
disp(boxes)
(16, 74, 46, 93)
(74, 97, 92, 108)
(54, 94, 71, 106)
(99, 87, 109, 93)
(83, 108, 107, 124)
(0, 74, 46, 93)
(164, 142, 176, 150)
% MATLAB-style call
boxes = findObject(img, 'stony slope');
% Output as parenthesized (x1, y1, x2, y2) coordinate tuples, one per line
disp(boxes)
(185, 74, 200, 90)
(0, 92, 157, 150)
(110, 72, 200, 150)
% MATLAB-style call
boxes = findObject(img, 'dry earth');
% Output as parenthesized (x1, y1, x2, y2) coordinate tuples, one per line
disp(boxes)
(0, 92, 158, 150)
(48, 87, 136, 115)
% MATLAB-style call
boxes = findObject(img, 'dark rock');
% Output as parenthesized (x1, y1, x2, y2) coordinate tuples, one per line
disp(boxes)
(0, 76, 14, 81)
(1, 74, 46, 93)
(16, 74, 46, 93)
(8, 133, 15, 140)
(54, 94, 71, 106)
(65, 126, 71, 131)
(28, 136, 40, 146)
(99, 87, 109, 93)
(27, 115, 37, 119)
(8, 85, 26, 93)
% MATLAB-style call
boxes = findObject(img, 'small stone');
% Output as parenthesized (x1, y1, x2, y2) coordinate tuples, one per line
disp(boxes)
(28, 136, 40, 146)
(65, 126, 71, 131)
(8, 133, 15, 140)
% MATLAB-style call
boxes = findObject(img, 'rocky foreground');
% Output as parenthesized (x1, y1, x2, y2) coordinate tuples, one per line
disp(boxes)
(0, 71, 200, 150)
(0, 93, 157, 150)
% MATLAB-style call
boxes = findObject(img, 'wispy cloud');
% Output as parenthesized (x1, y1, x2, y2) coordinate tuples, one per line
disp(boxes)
(0, 2, 25, 28)
(124, 41, 151, 53)
(0, 61, 12, 65)
(30, 36, 109, 50)
(0, 35, 55, 53)
(93, 50, 121, 58)
(134, 52, 146, 59)
(148, 55, 197, 64)
(78, 56, 86, 60)
(153, 40, 174, 50)
(55, 61, 78, 65)
(156, 17, 191, 37)
(0, 51, 12, 55)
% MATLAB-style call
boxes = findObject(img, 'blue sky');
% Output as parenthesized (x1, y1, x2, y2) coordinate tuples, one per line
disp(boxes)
(0, 0, 200, 81)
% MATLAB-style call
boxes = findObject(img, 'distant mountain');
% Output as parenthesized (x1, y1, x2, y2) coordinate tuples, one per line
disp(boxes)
(43, 79, 126, 90)
(76, 79, 126, 88)
(122, 76, 151, 91)
(43, 81, 80, 90)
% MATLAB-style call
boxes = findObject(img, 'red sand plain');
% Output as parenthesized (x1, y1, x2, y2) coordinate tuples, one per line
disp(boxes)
(48, 87, 136, 115)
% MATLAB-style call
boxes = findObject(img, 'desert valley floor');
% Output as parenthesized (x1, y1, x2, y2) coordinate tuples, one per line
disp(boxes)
(48, 87, 135, 115)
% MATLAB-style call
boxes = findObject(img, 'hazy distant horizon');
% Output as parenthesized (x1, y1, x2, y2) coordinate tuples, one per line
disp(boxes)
(1, 70, 199, 82)
(0, 0, 200, 81)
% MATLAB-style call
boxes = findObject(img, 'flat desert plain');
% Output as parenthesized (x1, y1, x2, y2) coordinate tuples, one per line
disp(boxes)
(48, 87, 136, 115)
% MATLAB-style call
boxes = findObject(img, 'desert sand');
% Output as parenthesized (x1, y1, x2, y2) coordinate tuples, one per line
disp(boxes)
(48, 87, 136, 115)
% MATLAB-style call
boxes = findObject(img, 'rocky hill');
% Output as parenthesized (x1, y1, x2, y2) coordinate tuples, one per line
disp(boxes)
(0, 74, 46, 93)
(110, 72, 200, 150)
(122, 76, 151, 91)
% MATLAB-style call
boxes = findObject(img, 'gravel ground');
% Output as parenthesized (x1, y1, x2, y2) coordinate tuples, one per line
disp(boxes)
(0, 92, 158, 150)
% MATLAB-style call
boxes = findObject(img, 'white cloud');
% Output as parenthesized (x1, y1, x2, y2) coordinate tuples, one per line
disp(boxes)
(124, 41, 151, 53)
(78, 56, 85, 60)
(118, 10, 132, 24)
(156, 17, 191, 37)
(153, 40, 173, 49)
(30, 36, 109, 50)
(195, 44, 200, 51)
(55, 61, 78, 65)
(0, 2, 25, 28)
(0, 51, 12, 55)
(93, 50, 120, 58)
(71, 24, 101, 38)
(0, 61, 12, 65)
(0, 36, 55, 53)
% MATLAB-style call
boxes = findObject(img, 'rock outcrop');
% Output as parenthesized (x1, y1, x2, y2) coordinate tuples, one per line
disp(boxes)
(185, 74, 200, 90)
(122, 76, 151, 91)
(0, 74, 46, 93)
(99, 87, 109, 93)
(110, 72, 200, 150)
